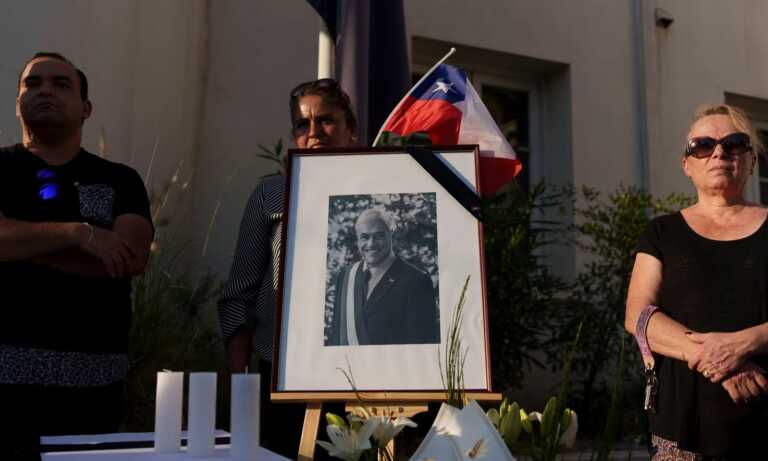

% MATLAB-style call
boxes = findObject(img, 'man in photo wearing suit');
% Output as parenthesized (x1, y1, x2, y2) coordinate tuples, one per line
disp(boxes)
(327, 208, 439, 346)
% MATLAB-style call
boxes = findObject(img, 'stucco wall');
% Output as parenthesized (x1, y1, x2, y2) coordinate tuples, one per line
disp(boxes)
(191, 0, 317, 276)
(644, 0, 768, 199)
(0, 0, 315, 278)
(407, 0, 642, 194)
(0, 0, 207, 197)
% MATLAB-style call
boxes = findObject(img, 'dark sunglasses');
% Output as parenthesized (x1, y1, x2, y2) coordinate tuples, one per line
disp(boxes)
(685, 132, 752, 159)
(37, 168, 59, 200)
(289, 78, 340, 98)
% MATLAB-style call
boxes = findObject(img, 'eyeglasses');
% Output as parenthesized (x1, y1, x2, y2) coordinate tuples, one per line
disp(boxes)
(289, 78, 340, 98)
(685, 132, 752, 159)
(37, 168, 59, 200)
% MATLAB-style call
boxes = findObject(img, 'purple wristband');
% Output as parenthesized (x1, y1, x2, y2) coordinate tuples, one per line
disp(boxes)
(635, 304, 660, 370)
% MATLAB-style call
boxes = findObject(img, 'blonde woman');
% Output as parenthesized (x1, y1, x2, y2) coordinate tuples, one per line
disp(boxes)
(626, 104, 768, 459)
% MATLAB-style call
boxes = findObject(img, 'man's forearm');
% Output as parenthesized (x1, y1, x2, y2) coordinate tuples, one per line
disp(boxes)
(0, 218, 87, 262)
(32, 249, 108, 277)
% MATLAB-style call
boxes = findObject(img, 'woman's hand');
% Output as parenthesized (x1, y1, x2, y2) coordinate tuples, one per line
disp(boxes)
(686, 331, 755, 383)
(720, 361, 768, 403)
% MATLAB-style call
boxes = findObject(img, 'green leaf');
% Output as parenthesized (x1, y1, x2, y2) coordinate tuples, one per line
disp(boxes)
(541, 396, 558, 438)
(500, 398, 509, 417)
(520, 408, 533, 434)
(325, 412, 347, 428)
(402, 132, 433, 146)
(500, 402, 522, 445)
(595, 336, 626, 461)
(275, 138, 283, 155)
(560, 408, 572, 434)
(375, 131, 402, 147)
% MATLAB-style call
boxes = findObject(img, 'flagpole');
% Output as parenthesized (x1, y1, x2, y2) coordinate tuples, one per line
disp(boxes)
(317, 19, 334, 78)
(371, 47, 456, 146)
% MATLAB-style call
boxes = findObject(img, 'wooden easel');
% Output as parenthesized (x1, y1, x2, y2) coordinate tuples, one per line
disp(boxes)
(273, 391, 502, 461)
(298, 402, 323, 461)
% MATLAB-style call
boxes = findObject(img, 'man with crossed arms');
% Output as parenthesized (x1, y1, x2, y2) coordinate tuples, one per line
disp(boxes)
(0, 52, 153, 457)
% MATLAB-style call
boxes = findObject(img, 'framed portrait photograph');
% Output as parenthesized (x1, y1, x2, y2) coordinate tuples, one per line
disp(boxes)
(273, 146, 490, 396)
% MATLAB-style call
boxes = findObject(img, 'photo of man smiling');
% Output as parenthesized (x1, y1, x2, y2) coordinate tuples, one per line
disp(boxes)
(325, 204, 440, 346)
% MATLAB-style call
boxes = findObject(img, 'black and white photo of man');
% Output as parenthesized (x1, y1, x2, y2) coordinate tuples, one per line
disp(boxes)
(326, 207, 439, 346)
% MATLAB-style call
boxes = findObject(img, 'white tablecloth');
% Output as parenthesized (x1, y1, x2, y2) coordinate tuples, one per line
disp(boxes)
(43, 445, 289, 460)
(40, 432, 291, 461)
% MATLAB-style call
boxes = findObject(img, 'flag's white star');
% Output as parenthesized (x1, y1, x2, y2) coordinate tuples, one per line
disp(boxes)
(432, 80, 453, 94)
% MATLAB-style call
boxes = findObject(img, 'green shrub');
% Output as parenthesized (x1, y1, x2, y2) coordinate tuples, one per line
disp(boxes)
(123, 170, 225, 431)
(543, 185, 693, 438)
(483, 181, 569, 392)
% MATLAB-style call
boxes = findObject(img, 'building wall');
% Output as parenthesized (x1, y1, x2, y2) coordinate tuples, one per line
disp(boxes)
(407, 0, 642, 195)
(0, 0, 207, 199)
(408, 0, 643, 279)
(191, 0, 318, 275)
(643, 0, 768, 199)
(0, 0, 317, 277)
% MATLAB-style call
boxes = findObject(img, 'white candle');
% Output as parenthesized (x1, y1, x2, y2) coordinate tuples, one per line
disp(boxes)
(230, 373, 260, 461)
(154, 371, 183, 453)
(188, 372, 217, 457)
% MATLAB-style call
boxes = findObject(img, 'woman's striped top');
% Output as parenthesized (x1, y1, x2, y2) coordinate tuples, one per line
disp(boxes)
(217, 174, 284, 361)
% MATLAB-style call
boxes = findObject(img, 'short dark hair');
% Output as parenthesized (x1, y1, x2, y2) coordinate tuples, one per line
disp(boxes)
(18, 52, 89, 101)
(289, 78, 357, 135)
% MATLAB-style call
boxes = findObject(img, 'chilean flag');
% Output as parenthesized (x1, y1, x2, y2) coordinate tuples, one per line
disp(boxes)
(376, 63, 522, 196)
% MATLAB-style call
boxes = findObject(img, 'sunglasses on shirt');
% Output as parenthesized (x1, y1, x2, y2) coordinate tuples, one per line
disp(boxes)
(37, 168, 59, 200)
(685, 132, 752, 159)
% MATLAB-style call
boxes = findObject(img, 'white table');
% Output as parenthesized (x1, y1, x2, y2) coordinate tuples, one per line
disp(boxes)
(40, 432, 291, 461)
(42, 446, 289, 460)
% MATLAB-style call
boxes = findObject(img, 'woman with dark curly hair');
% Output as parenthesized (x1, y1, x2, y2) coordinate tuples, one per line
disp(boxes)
(218, 78, 357, 458)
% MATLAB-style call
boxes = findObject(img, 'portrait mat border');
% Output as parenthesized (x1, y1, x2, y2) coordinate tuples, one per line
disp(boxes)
(274, 146, 492, 398)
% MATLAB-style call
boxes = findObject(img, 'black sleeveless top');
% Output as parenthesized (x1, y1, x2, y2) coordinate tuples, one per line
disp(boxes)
(637, 212, 768, 455)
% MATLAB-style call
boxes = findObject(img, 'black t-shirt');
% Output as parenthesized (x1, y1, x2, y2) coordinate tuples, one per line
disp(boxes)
(637, 212, 768, 455)
(0, 144, 152, 354)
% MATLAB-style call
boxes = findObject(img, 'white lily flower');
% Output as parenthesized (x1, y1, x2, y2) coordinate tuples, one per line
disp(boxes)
(486, 408, 500, 428)
(558, 409, 578, 448)
(347, 406, 371, 422)
(527, 411, 543, 423)
(316, 418, 379, 461)
(370, 415, 417, 445)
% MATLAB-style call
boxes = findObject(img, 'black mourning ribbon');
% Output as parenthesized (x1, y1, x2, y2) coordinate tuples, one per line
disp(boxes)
(404, 146, 483, 221)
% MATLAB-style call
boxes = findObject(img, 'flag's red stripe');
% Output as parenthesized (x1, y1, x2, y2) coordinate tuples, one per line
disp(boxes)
(479, 157, 523, 196)
(382, 97, 461, 145)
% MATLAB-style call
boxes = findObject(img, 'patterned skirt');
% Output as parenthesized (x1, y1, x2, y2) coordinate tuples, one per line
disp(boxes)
(651, 435, 732, 461)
